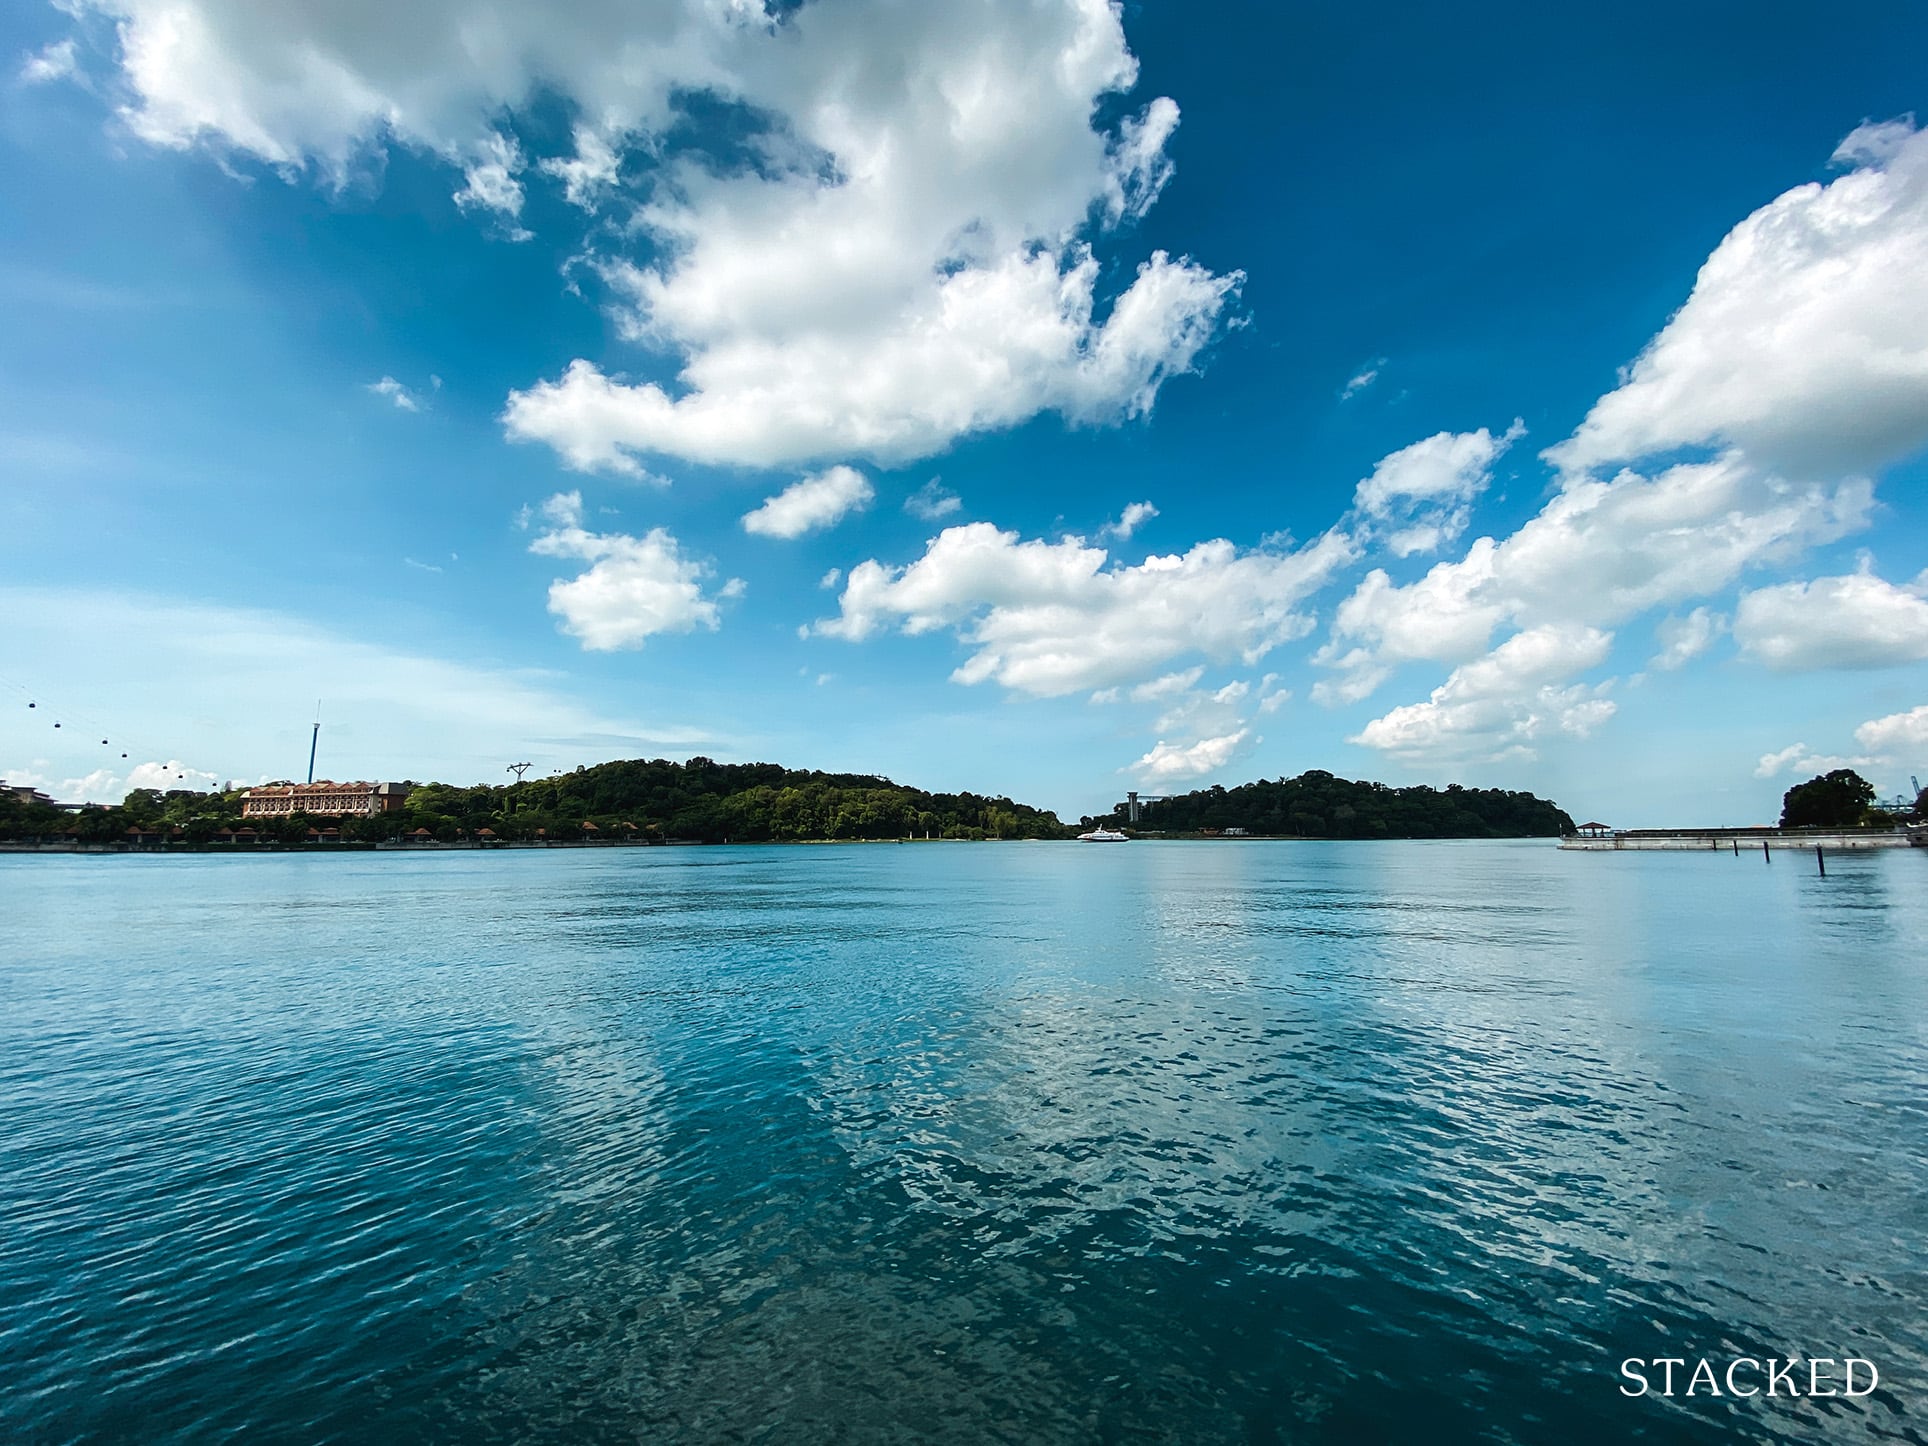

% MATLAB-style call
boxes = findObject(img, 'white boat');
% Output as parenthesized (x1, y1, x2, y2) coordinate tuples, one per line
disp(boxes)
(1076, 826, 1129, 842)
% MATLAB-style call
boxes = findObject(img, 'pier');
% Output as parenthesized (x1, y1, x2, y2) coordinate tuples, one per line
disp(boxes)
(1560, 826, 1916, 852)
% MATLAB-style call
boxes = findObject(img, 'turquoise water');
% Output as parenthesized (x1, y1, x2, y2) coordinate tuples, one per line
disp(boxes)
(1, 841, 1923, 1444)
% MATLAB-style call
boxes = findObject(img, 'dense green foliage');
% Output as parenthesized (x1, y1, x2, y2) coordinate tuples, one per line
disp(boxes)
(414, 757, 1067, 841)
(0, 757, 1070, 844)
(1086, 770, 1574, 838)
(1780, 769, 1878, 828)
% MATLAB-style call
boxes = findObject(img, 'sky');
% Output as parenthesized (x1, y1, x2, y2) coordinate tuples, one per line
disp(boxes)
(3, 0, 1928, 827)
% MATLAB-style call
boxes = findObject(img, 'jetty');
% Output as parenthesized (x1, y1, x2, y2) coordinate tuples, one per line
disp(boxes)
(1561, 825, 1917, 852)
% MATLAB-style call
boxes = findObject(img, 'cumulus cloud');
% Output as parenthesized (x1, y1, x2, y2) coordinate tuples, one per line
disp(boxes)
(64, 0, 1243, 473)
(1752, 743, 1875, 780)
(814, 520, 1356, 697)
(541, 125, 621, 208)
(905, 479, 962, 522)
(504, 248, 1240, 471)
(1353, 420, 1523, 558)
(528, 491, 737, 650)
(1548, 118, 1928, 478)
(741, 465, 873, 539)
(452, 130, 526, 220)
(1313, 118, 1928, 765)
(1854, 704, 1928, 756)
(1318, 454, 1870, 702)
(1131, 729, 1251, 784)
(1650, 607, 1726, 671)
(1350, 625, 1617, 763)
(1355, 421, 1522, 516)
(1100, 501, 1158, 541)
(1734, 568, 1928, 670)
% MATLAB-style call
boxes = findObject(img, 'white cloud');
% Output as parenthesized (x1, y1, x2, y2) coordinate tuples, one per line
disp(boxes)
(528, 492, 735, 650)
(741, 465, 873, 539)
(1752, 743, 1874, 780)
(541, 125, 621, 208)
(905, 479, 962, 521)
(1734, 568, 1928, 670)
(1, 585, 719, 801)
(1340, 359, 1384, 400)
(1355, 421, 1522, 516)
(1855, 705, 1928, 756)
(1318, 454, 1871, 701)
(1351, 624, 1617, 763)
(20, 39, 78, 84)
(1548, 118, 1928, 479)
(1650, 607, 1725, 671)
(1755, 702, 1928, 784)
(452, 130, 526, 219)
(504, 248, 1240, 471)
(814, 521, 1356, 698)
(1127, 668, 1203, 703)
(1100, 501, 1158, 541)
(819, 567, 842, 590)
(367, 375, 422, 411)
(68, 0, 1243, 471)
(1353, 420, 1524, 560)
(67, 0, 1241, 470)
(1131, 729, 1251, 784)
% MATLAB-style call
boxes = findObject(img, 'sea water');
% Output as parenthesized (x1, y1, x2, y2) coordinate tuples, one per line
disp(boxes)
(1, 841, 1923, 1443)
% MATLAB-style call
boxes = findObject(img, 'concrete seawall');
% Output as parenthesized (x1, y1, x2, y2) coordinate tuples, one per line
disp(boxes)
(1561, 829, 1916, 852)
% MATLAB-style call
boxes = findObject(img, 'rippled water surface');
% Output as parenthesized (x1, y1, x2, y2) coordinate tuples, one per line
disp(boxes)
(2, 842, 1924, 1444)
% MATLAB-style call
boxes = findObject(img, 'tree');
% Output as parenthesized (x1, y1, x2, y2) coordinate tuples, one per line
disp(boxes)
(1916, 786, 1928, 820)
(1780, 769, 1876, 828)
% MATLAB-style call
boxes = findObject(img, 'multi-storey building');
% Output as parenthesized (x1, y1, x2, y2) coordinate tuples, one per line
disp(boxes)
(239, 781, 410, 818)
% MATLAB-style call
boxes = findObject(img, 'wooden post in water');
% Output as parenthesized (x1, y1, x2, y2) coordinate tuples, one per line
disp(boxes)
(1816, 846, 1826, 877)
(1763, 839, 1771, 862)
(1732, 839, 1739, 855)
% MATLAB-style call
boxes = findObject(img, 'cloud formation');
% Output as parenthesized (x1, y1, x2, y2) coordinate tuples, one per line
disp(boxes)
(1855, 705, 1928, 756)
(67, 0, 1243, 474)
(905, 479, 962, 522)
(815, 521, 1355, 698)
(1548, 118, 1928, 478)
(1350, 625, 1617, 763)
(528, 492, 737, 650)
(741, 466, 874, 539)
(1734, 568, 1928, 670)
(1649, 607, 1726, 671)
(367, 376, 422, 411)
(1353, 420, 1522, 558)
(1132, 729, 1251, 784)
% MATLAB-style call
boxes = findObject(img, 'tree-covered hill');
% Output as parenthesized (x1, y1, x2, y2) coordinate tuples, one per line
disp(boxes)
(415, 756, 1069, 842)
(1087, 770, 1574, 838)
(1, 756, 1071, 844)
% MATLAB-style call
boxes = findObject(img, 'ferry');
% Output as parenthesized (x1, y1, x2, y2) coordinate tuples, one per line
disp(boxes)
(1076, 826, 1129, 842)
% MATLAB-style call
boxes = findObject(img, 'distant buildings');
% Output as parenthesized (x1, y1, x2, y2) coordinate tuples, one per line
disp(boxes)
(4, 781, 64, 809)
(240, 781, 409, 819)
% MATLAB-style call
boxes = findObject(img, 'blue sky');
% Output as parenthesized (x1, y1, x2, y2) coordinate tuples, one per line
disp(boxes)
(4, 0, 1928, 826)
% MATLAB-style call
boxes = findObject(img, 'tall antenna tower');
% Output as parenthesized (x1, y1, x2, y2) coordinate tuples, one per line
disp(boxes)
(307, 701, 322, 784)
(507, 762, 532, 784)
